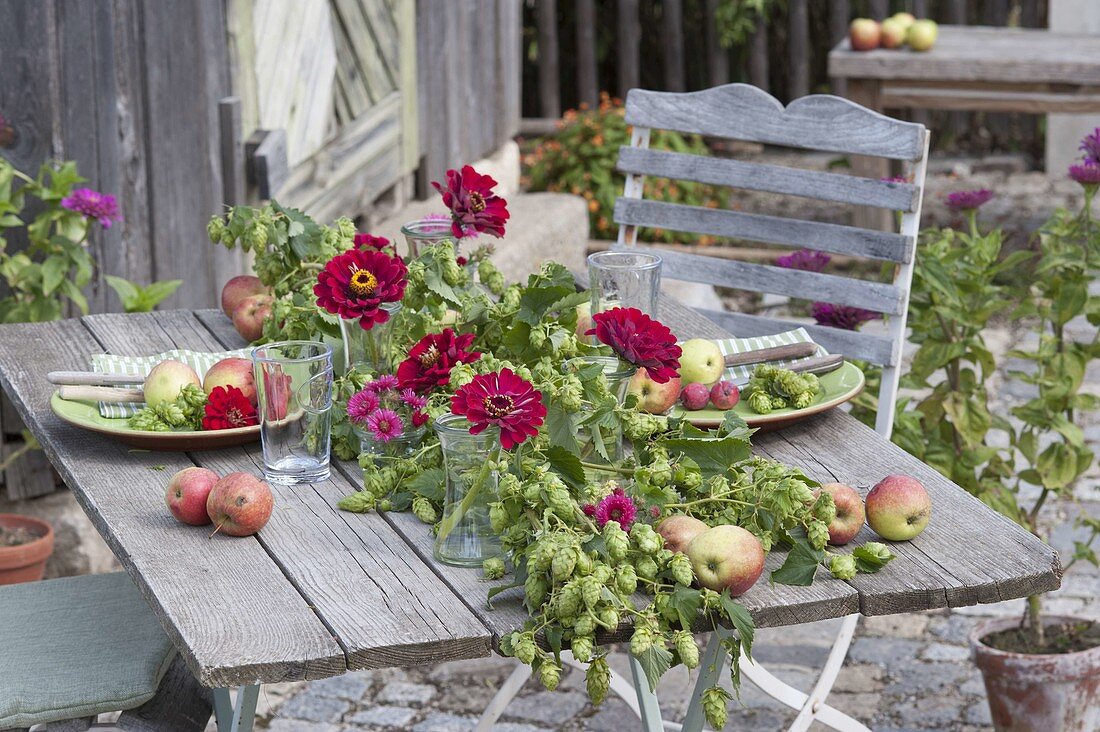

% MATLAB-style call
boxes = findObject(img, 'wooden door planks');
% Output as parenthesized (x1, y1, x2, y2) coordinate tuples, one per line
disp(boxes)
(0, 319, 343, 688)
(93, 310, 493, 672)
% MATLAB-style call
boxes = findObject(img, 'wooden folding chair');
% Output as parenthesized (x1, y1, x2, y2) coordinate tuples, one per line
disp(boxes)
(477, 83, 928, 732)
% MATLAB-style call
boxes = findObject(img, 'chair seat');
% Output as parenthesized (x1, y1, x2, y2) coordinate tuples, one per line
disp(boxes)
(0, 572, 176, 730)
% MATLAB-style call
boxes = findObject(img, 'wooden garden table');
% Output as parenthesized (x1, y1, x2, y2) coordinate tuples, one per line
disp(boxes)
(0, 301, 1061, 730)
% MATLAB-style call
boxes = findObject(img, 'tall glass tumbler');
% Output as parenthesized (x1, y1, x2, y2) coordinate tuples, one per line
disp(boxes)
(587, 250, 662, 317)
(252, 341, 334, 485)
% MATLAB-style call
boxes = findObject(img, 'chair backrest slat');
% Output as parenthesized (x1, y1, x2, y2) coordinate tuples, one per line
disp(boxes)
(624, 85, 925, 160)
(614, 198, 915, 263)
(617, 146, 920, 212)
(696, 308, 898, 366)
(651, 248, 906, 315)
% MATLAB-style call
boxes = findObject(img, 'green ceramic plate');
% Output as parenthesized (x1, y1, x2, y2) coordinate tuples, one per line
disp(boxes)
(50, 391, 260, 451)
(672, 361, 866, 432)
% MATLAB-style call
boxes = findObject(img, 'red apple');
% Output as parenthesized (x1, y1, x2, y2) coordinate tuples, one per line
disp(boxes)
(206, 472, 274, 537)
(880, 18, 907, 49)
(221, 275, 268, 317)
(627, 371, 681, 414)
(166, 467, 219, 526)
(679, 382, 710, 411)
(849, 18, 881, 51)
(203, 357, 257, 406)
(684, 525, 765, 597)
(865, 474, 931, 541)
(709, 380, 740, 410)
(232, 294, 274, 343)
(656, 515, 709, 555)
(817, 482, 865, 545)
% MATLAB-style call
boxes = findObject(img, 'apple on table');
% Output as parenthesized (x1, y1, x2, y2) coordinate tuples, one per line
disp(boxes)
(678, 339, 725, 386)
(656, 515, 708, 555)
(866, 475, 931, 541)
(143, 360, 201, 407)
(203, 357, 258, 406)
(165, 467, 219, 526)
(849, 18, 881, 51)
(816, 482, 865, 546)
(207, 472, 274, 537)
(685, 525, 766, 597)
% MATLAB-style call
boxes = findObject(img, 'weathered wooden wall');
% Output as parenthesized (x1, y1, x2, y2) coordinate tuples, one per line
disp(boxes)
(0, 0, 247, 313)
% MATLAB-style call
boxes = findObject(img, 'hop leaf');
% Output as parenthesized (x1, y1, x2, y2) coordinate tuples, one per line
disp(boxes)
(702, 685, 732, 729)
(586, 656, 611, 705)
(853, 542, 896, 573)
(829, 554, 857, 580)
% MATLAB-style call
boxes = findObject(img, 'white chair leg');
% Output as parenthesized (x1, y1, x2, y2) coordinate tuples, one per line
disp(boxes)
(740, 613, 870, 732)
(679, 630, 729, 732)
(628, 654, 666, 732)
(474, 661, 532, 732)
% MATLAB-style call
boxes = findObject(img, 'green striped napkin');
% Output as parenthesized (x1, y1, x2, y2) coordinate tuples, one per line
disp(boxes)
(90, 348, 253, 419)
(706, 328, 826, 384)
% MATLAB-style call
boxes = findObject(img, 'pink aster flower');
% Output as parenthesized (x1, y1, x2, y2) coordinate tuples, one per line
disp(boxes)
(945, 189, 993, 212)
(594, 489, 637, 530)
(1069, 162, 1100, 188)
(776, 249, 831, 273)
(1080, 128, 1100, 165)
(400, 388, 428, 410)
(347, 389, 380, 424)
(366, 374, 400, 393)
(366, 408, 404, 442)
(61, 188, 121, 229)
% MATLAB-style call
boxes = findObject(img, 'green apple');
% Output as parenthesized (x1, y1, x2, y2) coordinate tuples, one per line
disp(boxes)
(907, 19, 938, 52)
(880, 18, 907, 49)
(678, 339, 724, 385)
(890, 11, 915, 30)
(865, 475, 931, 541)
(575, 302, 593, 339)
(685, 525, 765, 597)
(627, 371, 681, 414)
(143, 360, 201, 407)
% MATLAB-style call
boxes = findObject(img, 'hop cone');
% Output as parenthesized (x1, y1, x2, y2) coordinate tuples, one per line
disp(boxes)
(747, 391, 774, 414)
(807, 519, 831, 550)
(514, 632, 537, 665)
(586, 657, 611, 705)
(571, 635, 594, 663)
(616, 565, 638, 594)
(702, 685, 732, 729)
(829, 554, 857, 580)
(539, 658, 561, 691)
(552, 547, 577, 581)
(674, 631, 700, 669)
(669, 554, 694, 587)
(411, 497, 437, 524)
(482, 557, 505, 580)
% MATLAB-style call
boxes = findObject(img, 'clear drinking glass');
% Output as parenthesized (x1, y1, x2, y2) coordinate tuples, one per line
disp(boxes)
(576, 356, 634, 482)
(587, 250, 662, 317)
(401, 218, 454, 259)
(433, 414, 502, 567)
(252, 341, 334, 485)
(338, 303, 403, 374)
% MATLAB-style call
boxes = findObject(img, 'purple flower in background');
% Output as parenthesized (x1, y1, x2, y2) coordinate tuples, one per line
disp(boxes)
(1069, 162, 1100, 187)
(366, 409, 404, 442)
(775, 249, 831, 273)
(346, 389, 380, 424)
(61, 188, 120, 229)
(880, 175, 908, 184)
(1079, 127, 1100, 165)
(945, 189, 993, 212)
(812, 302, 879, 331)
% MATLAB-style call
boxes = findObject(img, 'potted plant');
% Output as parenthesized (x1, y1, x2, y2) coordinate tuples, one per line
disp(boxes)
(863, 128, 1100, 731)
(0, 513, 54, 584)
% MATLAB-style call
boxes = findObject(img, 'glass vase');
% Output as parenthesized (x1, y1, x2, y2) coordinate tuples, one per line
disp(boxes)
(578, 356, 634, 483)
(353, 423, 427, 460)
(401, 217, 454, 259)
(433, 413, 502, 567)
(339, 303, 402, 374)
(587, 250, 662, 318)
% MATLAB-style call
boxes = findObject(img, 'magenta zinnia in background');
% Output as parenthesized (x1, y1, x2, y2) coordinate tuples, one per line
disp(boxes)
(432, 165, 510, 239)
(314, 248, 407, 330)
(812, 302, 879, 331)
(587, 307, 681, 383)
(945, 189, 993, 212)
(450, 368, 546, 450)
(1069, 163, 1100, 187)
(775, 249, 831, 273)
(61, 188, 121, 229)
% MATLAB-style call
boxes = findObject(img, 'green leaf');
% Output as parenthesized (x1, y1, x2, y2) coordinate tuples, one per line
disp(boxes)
(105, 274, 139, 307)
(406, 467, 445, 502)
(424, 267, 462, 306)
(633, 643, 673, 693)
(669, 585, 703, 631)
(140, 279, 183, 309)
(546, 401, 580, 453)
(516, 285, 575, 325)
(40, 256, 66, 296)
(719, 592, 755, 660)
(771, 534, 824, 586)
(659, 433, 751, 479)
(546, 446, 586, 491)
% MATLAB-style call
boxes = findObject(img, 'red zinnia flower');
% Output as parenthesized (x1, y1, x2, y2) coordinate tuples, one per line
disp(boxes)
(411, 410, 430, 428)
(432, 165, 510, 239)
(587, 307, 681, 383)
(594, 487, 638, 530)
(450, 368, 546, 450)
(203, 386, 258, 430)
(397, 329, 481, 393)
(354, 233, 392, 251)
(314, 248, 407, 330)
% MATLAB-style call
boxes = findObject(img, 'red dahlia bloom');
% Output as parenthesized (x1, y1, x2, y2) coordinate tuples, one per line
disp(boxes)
(314, 248, 407, 330)
(354, 233, 392, 251)
(587, 307, 681, 383)
(397, 328, 482, 393)
(432, 165, 510, 239)
(450, 368, 546, 450)
(203, 386, 258, 430)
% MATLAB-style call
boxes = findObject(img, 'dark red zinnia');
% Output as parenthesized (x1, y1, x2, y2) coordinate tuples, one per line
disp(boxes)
(397, 328, 481, 393)
(450, 368, 546, 450)
(354, 233, 392, 251)
(203, 386, 258, 430)
(811, 302, 879, 331)
(586, 307, 681, 383)
(314, 248, 407, 330)
(431, 165, 510, 239)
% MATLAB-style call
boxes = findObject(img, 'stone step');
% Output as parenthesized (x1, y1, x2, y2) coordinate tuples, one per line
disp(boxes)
(373, 192, 590, 285)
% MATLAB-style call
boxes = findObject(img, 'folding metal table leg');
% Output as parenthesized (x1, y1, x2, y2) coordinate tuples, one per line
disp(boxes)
(213, 684, 260, 732)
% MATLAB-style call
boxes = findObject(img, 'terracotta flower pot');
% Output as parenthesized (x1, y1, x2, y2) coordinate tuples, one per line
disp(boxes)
(970, 615, 1100, 732)
(0, 513, 54, 584)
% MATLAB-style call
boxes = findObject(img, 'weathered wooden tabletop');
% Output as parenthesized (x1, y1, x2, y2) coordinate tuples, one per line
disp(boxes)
(0, 304, 1061, 689)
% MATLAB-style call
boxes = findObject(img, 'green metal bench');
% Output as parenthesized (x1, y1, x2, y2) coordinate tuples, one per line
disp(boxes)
(0, 572, 211, 731)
